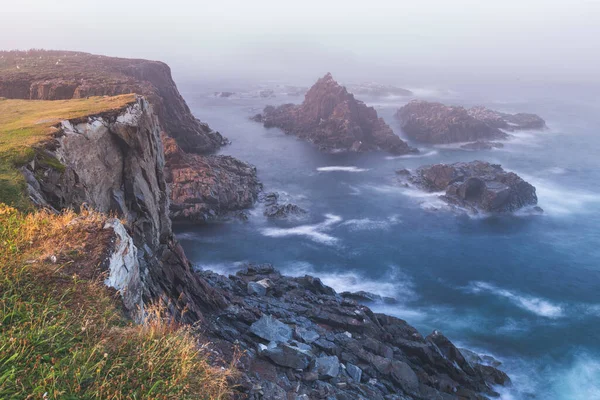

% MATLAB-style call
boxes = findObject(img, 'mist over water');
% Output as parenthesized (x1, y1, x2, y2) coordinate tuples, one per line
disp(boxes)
(174, 79, 600, 399)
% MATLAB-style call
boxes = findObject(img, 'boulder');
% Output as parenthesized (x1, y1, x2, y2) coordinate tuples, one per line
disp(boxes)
(346, 363, 363, 383)
(262, 343, 314, 369)
(254, 73, 418, 155)
(311, 356, 340, 379)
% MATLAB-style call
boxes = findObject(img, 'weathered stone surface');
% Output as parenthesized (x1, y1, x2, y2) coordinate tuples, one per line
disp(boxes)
(346, 363, 363, 383)
(259, 191, 307, 218)
(262, 343, 313, 369)
(163, 135, 262, 222)
(396, 100, 546, 144)
(253, 73, 418, 155)
(248, 281, 267, 296)
(401, 161, 540, 213)
(250, 315, 293, 343)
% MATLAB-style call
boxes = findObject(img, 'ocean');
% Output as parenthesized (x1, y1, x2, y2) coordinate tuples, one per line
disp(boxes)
(175, 80, 600, 399)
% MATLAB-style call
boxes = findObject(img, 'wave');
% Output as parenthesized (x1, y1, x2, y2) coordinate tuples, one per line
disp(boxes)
(466, 281, 564, 318)
(260, 213, 342, 245)
(317, 166, 369, 172)
(385, 150, 438, 159)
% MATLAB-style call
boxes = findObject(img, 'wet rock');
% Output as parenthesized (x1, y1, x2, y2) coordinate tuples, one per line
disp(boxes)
(250, 315, 293, 343)
(254, 73, 418, 155)
(259, 191, 307, 219)
(311, 356, 340, 379)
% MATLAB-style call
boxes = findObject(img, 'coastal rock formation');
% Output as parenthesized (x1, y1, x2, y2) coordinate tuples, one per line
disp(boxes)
(199, 264, 510, 399)
(0, 50, 226, 154)
(259, 192, 307, 218)
(162, 135, 262, 222)
(22, 96, 226, 322)
(253, 73, 417, 155)
(400, 161, 539, 213)
(396, 100, 546, 144)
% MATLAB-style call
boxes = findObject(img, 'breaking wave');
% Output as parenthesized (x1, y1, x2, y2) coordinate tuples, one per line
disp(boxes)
(317, 166, 369, 172)
(260, 214, 342, 245)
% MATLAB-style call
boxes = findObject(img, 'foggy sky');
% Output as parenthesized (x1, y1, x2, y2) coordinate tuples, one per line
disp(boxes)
(1, 0, 599, 84)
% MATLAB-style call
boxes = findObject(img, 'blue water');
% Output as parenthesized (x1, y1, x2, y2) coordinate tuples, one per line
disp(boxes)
(176, 81, 600, 399)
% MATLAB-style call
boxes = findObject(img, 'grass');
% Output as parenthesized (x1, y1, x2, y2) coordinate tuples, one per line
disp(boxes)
(0, 205, 234, 399)
(0, 95, 136, 209)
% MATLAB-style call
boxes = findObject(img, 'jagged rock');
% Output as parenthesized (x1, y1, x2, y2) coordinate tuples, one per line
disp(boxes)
(247, 281, 267, 296)
(396, 100, 546, 144)
(250, 315, 293, 343)
(402, 161, 540, 213)
(253, 73, 418, 155)
(259, 191, 307, 218)
(311, 356, 340, 379)
(295, 327, 320, 344)
(163, 135, 262, 222)
(460, 141, 504, 150)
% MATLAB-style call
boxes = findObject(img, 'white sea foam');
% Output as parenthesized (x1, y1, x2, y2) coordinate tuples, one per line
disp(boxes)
(385, 150, 438, 160)
(260, 214, 342, 245)
(317, 166, 369, 172)
(341, 215, 402, 231)
(467, 281, 564, 318)
(283, 261, 414, 300)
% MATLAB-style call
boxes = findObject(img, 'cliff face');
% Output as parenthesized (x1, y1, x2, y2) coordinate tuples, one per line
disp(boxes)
(23, 96, 225, 322)
(253, 73, 417, 155)
(0, 50, 225, 154)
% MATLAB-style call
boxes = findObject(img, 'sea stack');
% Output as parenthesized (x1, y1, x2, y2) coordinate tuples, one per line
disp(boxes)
(252, 73, 418, 155)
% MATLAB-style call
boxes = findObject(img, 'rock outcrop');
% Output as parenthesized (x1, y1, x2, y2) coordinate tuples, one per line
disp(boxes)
(198, 264, 510, 399)
(396, 100, 546, 144)
(399, 161, 540, 213)
(22, 96, 226, 323)
(162, 134, 262, 222)
(253, 73, 418, 155)
(259, 192, 307, 219)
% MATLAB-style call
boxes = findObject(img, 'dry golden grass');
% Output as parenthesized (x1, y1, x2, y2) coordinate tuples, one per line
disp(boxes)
(0, 95, 136, 209)
(0, 204, 235, 399)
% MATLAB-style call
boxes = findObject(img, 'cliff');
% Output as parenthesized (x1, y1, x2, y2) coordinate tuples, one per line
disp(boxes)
(396, 100, 546, 144)
(253, 73, 418, 155)
(0, 49, 225, 154)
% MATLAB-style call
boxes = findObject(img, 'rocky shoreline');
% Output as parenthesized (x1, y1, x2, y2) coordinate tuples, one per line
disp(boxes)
(197, 264, 510, 399)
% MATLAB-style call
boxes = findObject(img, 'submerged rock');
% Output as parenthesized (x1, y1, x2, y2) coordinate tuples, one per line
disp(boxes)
(253, 73, 418, 155)
(401, 160, 540, 213)
(396, 100, 546, 144)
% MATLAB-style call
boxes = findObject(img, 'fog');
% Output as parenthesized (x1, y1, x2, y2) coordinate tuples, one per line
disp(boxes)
(1, 0, 599, 85)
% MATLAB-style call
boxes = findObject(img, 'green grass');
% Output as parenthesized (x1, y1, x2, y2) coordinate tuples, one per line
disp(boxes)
(0, 205, 234, 399)
(0, 95, 136, 209)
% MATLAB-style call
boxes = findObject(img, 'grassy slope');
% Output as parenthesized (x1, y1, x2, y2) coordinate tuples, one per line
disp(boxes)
(0, 205, 233, 399)
(0, 95, 136, 209)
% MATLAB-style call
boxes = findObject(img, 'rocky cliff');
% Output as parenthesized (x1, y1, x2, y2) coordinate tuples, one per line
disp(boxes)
(22, 96, 226, 322)
(253, 73, 418, 155)
(0, 50, 225, 154)
(398, 161, 540, 213)
(396, 100, 546, 144)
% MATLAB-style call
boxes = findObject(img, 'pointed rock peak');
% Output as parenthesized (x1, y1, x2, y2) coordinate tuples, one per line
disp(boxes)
(323, 72, 334, 80)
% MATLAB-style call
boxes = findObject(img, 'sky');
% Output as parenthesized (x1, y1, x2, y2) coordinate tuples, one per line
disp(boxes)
(1, 0, 599, 84)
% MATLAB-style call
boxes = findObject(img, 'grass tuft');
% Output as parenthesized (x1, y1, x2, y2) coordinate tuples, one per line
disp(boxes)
(0, 205, 234, 399)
